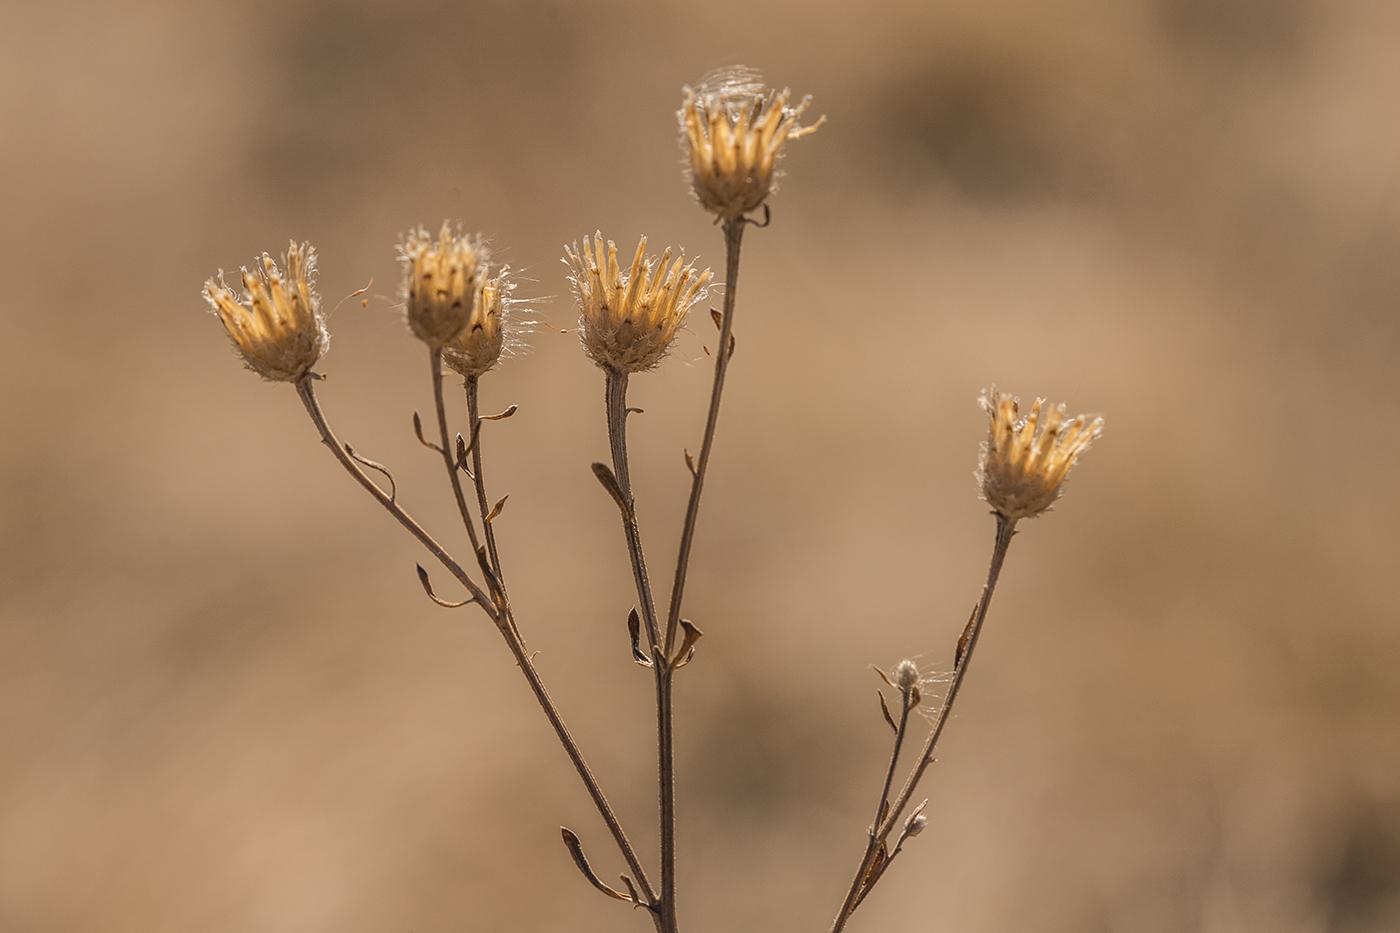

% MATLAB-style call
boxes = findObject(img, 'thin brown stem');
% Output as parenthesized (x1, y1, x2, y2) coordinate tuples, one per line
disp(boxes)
(831, 687, 913, 933)
(296, 376, 658, 918)
(605, 370, 663, 651)
(429, 351, 481, 550)
(465, 375, 510, 609)
(296, 377, 494, 615)
(602, 369, 676, 933)
(829, 514, 1018, 933)
(662, 217, 745, 657)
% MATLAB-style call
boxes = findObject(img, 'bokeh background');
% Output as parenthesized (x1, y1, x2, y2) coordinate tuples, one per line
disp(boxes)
(2, 0, 1398, 930)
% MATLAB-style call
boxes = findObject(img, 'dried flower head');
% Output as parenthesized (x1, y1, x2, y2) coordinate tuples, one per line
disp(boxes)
(978, 386, 1103, 521)
(564, 233, 711, 374)
(442, 265, 526, 378)
(203, 242, 328, 382)
(895, 659, 920, 691)
(680, 67, 823, 219)
(399, 222, 485, 347)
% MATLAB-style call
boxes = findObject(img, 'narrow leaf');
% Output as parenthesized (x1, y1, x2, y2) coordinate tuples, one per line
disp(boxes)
(627, 608, 652, 667)
(485, 495, 508, 523)
(955, 604, 977, 668)
(416, 564, 471, 609)
(591, 462, 634, 523)
(877, 690, 897, 733)
(559, 828, 628, 901)
(481, 404, 518, 421)
(670, 619, 703, 670)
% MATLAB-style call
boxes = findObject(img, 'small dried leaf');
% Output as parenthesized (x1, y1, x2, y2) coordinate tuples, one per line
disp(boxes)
(482, 404, 518, 421)
(874, 666, 897, 690)
(591, 462, 634, 523)
(877, 690, 897, 733)
(344, 443, 397, 502)
(684, 449, 696, 476)
(710, 308, 722, 330)
(412, 410, 439, 451)
(560, 828, 628, 901)
(627, 608, 652, 667)
(485, 495, 507, 523)
(727, 333, 736, 359)
(955, 604, 977, 667)
(416, 564, 471, 609)
(670, 619, 703, 670)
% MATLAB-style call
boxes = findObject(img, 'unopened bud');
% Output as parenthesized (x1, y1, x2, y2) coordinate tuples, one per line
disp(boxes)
(895, 659, 919, 692)
(905, 812, 927, 838)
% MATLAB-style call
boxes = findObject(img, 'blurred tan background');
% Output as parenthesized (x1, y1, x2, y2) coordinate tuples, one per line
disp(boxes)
(2, 0, 1398, 930)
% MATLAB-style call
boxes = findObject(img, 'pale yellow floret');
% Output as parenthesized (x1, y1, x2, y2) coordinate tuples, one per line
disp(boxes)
(564, 233, 711, 374)
(203, 241, 328, 382)
(400, 222, 485, 347)
(978, 386, 1103, 520)
(443, 264, 519, 379)
(680, 67, 823, 219)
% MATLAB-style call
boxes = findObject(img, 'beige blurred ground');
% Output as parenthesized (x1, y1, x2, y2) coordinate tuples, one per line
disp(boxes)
(2, 0, 1398, 930)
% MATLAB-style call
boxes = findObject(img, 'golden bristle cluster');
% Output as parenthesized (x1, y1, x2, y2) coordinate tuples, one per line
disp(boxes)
(203, 242, 328, 382)
(564, 233, 711, 374)
(399, 222, 485, 347)
(442, 265, 521, 379)
(978, 387, 1103, 521)
(680, 66, 823, 220)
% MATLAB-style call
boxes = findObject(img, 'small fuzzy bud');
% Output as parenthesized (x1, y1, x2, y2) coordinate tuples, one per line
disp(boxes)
(894, 659, 919, 691)
(400, 222, 484, 347)
(977, 386, 1103, 521)
(203, 241, 328, 382)
(564, 233, 711, 374)
(905, 812, 927, 838)
(679, 67, 823, 220)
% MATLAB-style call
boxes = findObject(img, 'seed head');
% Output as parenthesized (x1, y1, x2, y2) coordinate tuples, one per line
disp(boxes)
(679, 67, 823, 220)
(442, 265, 524, 379)
(564, 233, 711, 374)
(203, 242, 328, 382)
(399, 222, 485, 347)
(895, 659, 920, 691)
(978, 386, 1103, 521)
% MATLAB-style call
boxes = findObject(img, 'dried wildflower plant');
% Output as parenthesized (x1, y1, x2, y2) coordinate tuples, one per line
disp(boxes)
(680, 66, 824, 219)
(204, 241, 327, 382)
(565, 233, 711, 374)
(199, 66, 1103, 933)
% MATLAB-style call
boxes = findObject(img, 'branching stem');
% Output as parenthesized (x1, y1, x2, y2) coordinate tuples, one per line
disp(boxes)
(828, 514, 1018, 933)
(296, 375, 659, 920)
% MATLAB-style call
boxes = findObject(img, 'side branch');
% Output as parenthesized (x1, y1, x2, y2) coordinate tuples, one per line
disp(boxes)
(295, 377, 495, 615)
(829, 514, 1018, 933)
(662, 217, 746, 657)
(296, 376, 658, 918)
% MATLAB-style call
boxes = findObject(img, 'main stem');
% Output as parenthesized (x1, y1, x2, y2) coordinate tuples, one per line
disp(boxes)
(828, 514, 1017, 933)
(603, 370, 675, 933)
(297, 376, 658, 916)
